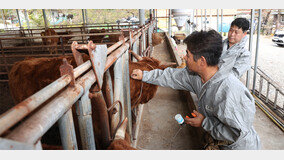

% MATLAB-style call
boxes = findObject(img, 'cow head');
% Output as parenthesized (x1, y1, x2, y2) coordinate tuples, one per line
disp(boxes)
(129, 51, 176, 109)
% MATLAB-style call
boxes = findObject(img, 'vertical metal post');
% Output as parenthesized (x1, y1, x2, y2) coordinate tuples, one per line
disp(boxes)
(0, 40, 9, 73)
(259, 76, 263, 97)
(60, 36, 65, 55)
(246, 9, 255, 89)
(139, 9, 145, 26)
(217, 9, 219, 32)
(42, 9, 48, 29)
(75, 91, 96, 150)
(274, 90, 278, 109)
(221, 9, 223, 36)
(204, 9, 207, 30)
(111, 57, 124, 136)
(195, 9, 198, 30)
(209, 9, 212, 29)
(58, 109, 78, 150)
(16, 9, 22, 29)
(84, 9, 88, 25)
(266, 82, 270, 103)
(24, 9, 30, 29)
(168, 9, 172, 37)
(82, 9, 85, 26)
(122, 50, 133, 142)
(1, 9, 8, 29)
(252, 9, 262, 95)
(201, 9, 203, 30)
(192, 9, 195, 33)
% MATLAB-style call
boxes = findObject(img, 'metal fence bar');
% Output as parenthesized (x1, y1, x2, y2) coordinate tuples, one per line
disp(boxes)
(246, 9, 255, 88)
(274, 90, 278, 109)
(266, 81, 270, 103)
(75, 90, 96, 150)
(252, 9, 262, 95)
(0, 60, 92, 135)
(259, 76, 263, 98)
(111, 56, 123, 137)
(122, 49, 133, 142)
(5, 69, 96, 144)
(0, 21, 153, 149)
(58, 109, 78, 150)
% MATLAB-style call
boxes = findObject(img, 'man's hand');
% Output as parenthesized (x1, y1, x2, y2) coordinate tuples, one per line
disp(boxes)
(184, 110, 205, 127)
(131, 69, 143, 80)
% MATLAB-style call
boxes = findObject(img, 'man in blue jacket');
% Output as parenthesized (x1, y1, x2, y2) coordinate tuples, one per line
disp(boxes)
(131, 30, 261, 150)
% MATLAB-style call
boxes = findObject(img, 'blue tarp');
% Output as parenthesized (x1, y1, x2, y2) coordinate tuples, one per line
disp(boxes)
(218, 23, 230, 32)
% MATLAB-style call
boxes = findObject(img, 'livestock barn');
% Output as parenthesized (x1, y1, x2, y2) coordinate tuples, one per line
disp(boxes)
(0, 8, 284, 153)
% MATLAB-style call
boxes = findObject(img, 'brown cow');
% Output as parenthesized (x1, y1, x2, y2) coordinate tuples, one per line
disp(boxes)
(7, 48, 175, 149)
(41, 28, 59, 54)
(41, 29, 73, 54)
(57, 30, 73, 45)
(89, 29, 106, 43)
(128, 51, 175, 109)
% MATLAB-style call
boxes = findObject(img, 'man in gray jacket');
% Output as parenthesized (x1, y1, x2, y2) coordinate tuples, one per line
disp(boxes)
(131, 30, 261, 150)
(220, 18, 251, 79)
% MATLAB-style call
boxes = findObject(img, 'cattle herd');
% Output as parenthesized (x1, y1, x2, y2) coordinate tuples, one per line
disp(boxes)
(40, 28, 121, 55)
(6, 30, 173, 150)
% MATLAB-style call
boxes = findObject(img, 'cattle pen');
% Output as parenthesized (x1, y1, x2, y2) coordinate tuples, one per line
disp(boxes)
(0, 9, 283, 150)
(0, 11, 205, 149)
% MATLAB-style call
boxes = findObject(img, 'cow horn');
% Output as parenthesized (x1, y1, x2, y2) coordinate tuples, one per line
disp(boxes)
(114, 117, 128, 140)
(129, 50, 143, 61)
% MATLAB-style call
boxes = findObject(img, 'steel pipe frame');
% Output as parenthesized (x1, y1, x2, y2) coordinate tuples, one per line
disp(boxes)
(0, 60, 92, 135)
(5, 69, 97, 144)
(58, 108, 78, 150)
(0, 20, 153, 145)
(4, 23, 140, 32)
(201, 9, 203, 31)
(252, 9, 262, 95)
(0, 32, 123, 40)
(42, 9, 48, 29)
(16, 9, 22, 29)
(168, 9, 172, 37)
(75, 90, 96, 150)
(246, 9, 255, 88)
(111, 55, 124, 137)
(221, 9, 223, 36)
(72, 49, 96, 150)
(204, 9, 207, 30)
(122, 49, 132, 141)
(217, 9, 219, 32)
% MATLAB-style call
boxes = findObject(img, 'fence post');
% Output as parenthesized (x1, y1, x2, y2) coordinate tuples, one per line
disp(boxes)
(75, 90, 96, 150)
(58, 109, 78, 150)
(122, 49, 133, 142)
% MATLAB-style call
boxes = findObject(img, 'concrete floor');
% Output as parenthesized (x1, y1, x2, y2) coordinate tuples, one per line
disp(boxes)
(136, 39, 284, 150)
(136, 41, 203, 150)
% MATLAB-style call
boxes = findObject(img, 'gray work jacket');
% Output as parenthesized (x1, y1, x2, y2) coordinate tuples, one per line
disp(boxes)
(142, 66, 261, 150)
(219, 36, 251, 79)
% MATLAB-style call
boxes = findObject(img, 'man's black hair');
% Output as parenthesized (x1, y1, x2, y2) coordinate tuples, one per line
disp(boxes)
(184, 30, 223, 66)
(231, 18, 250, 32)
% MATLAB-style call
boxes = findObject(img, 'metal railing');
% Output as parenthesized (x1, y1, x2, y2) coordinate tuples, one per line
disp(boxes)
(0, 20, 156, 149)
(250, 66, 284, 131)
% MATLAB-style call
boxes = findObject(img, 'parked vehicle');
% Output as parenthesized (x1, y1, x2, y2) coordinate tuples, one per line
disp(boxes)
(272, 30, 284, 47)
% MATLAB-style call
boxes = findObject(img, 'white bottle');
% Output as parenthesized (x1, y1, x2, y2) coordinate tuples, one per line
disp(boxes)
(174, 114, 184, 125)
